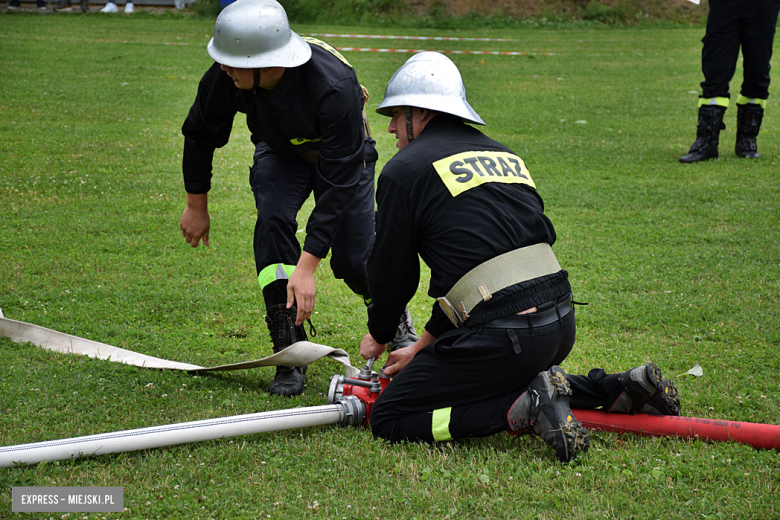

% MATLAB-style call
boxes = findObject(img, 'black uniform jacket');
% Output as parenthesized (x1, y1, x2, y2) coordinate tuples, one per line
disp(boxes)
(181, 41, 367, 259)
(367, 115, 571, 344)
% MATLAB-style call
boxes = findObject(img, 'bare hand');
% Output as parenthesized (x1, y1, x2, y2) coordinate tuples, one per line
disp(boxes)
(360, 333, 387, 360)
(381, 331, 436, 376)
(180, 194, 210, 247)
(383, 346, 418, 376)
(287, 269, 316, 325)
(287, 252, 321, 325)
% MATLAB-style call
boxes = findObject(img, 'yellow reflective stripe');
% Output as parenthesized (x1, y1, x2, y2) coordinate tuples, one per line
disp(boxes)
(698, 97, 729, 108)
(291, 137, 321, 145)
(736, 95, 767, 108)
(432, 407, 453, 442)
(257, 263, 296, 289)
(302, 37, 352, 68)
(433, 150, 535, 198)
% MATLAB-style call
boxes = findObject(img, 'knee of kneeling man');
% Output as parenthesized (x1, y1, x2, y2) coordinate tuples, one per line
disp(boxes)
(369, 402, 396, 442)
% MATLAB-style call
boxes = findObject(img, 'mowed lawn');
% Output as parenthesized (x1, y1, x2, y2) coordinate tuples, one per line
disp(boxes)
(1, 12, 779, 519)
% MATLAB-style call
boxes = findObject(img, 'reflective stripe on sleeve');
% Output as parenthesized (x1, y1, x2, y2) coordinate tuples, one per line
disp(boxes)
(432, 407, 453, 441)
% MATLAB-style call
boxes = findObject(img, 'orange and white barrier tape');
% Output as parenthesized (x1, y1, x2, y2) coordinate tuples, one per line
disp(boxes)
(304, 33, 521, 42)
(336, 47, 556, 56)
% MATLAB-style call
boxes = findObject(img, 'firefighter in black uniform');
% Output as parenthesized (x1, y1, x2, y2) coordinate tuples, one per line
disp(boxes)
(179, 0, 416, 397)
(680, 0, 780, 163)
(361, 52, 681, 462)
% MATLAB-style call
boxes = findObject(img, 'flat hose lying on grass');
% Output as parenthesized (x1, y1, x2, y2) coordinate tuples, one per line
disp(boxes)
(0, 312, 358, 376)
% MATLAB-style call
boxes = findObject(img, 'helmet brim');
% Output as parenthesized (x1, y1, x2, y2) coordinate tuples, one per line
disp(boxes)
(376, 97, 486, 126)
(208, 30, 312, 69)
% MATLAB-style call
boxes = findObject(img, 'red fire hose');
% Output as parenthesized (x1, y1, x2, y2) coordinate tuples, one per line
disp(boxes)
(572, 409, 780, 451)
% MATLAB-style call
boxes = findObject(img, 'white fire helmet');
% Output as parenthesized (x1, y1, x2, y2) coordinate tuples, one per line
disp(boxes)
(207, 0, 312, 69)
(376, 52, 485, 125)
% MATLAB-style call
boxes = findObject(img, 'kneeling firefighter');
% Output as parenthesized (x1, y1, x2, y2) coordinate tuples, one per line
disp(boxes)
(360, 52, 681, 462)
(179, 0, 417, 396)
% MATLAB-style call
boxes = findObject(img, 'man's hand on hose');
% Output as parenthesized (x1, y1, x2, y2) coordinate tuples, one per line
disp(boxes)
(287, 251, 321, 326)
(360, 333, 387, 360)
(180, 193, 210, 247)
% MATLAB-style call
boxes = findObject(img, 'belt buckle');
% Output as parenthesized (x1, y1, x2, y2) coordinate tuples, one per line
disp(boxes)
(458, 302, 470, 322)
(437, 296, 464, 327)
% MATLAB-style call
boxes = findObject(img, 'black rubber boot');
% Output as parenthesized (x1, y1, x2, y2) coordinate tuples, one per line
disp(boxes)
(264, 304, 314, 397)
(679, 105, 726, 163)
(735, 104, 763, 159)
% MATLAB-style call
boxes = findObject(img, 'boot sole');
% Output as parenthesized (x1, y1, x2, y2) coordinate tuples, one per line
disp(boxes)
(548, 366, 589, 462)
(559, 421, 591, 463)
(679, 152, 719, 163)
(645, 363, 681, 415)
(549, 366, 573, 397)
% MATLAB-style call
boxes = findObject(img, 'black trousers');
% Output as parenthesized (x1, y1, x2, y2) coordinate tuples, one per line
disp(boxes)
(370, 306, 630, 443)
(700, 0, 780, 100)
(249, 140, 377, 309)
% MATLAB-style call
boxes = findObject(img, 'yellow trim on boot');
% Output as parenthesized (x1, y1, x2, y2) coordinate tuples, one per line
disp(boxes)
(432, 407, 453, 442)
(258, 263, 296, 290)
(736, 95, 767, 108)
(698, 97, 730, 108)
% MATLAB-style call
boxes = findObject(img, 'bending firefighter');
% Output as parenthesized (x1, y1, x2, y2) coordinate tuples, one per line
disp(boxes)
(361, 53, 681, 463)
(680, 0, 780, 163)
(179, 0, 416, 396)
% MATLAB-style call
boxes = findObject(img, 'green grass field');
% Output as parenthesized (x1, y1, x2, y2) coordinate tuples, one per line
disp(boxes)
(1, 11, 779, 520)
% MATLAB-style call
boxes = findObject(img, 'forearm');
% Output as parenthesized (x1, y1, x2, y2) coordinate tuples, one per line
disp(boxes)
(414, 330, 437, 352)
(295, 251, 321, 275)
(182, 139, 215, 194)
(186, 192, 208, 210)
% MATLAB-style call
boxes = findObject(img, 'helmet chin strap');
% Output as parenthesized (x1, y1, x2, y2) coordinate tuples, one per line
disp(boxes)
(253, 68, 262, 94)
(404, 106, 415, 143)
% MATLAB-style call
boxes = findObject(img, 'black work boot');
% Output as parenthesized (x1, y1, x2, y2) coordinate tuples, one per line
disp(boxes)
(679, 105, 726, 163)
(507, 366, 590, 463)
(387, 305, 419, 352)
(735, 104, 764, 159)
(264, 304, 312, 397)
(608, 362, 680, 416)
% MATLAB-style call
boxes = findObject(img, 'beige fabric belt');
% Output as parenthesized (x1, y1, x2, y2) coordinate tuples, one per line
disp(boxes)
(436, 243, 562, 327)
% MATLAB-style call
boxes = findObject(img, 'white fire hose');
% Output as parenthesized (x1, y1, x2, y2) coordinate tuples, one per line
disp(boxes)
(0, 397, 365, 468)
(0, 309, 367, 468)
(0, 313, 358, 376)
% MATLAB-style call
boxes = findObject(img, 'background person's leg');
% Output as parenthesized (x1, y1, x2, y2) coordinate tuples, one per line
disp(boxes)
(327, 139, 376, 299)
(250, 143, 314, 310)
(250, 143, 315, 396)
